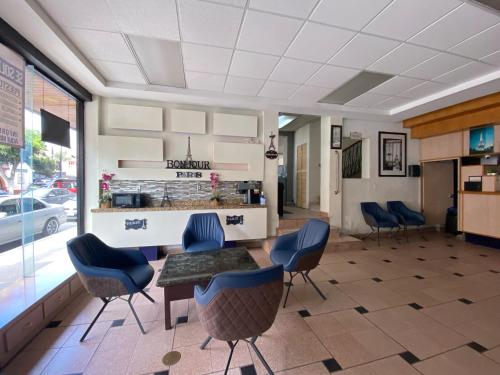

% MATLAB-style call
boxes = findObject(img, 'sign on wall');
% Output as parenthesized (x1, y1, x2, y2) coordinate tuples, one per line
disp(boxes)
(125, 219, 147, 230)
(0, 43, 25, 148)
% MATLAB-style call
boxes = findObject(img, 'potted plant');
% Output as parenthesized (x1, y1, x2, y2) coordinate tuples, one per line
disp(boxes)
(99, 172, 114, 208)
(209, 172, 222, 207)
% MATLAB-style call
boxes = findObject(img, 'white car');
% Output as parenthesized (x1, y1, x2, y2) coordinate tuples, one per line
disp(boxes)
(63, 197, 77, 220)
(0, 196, 67, 246)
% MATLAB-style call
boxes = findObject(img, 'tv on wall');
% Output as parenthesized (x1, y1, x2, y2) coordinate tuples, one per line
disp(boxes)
(469, 125, 494, 155)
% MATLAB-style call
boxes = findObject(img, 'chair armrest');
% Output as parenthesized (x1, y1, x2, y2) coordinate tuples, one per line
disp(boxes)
(215, 224, 225, 247)
(272, 231, 298, 251)
(362, 212, 379, 227)
(182, 228, 194, 250)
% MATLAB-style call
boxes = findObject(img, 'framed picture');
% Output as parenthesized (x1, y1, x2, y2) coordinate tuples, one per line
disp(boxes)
(331, 125, 342, 149)
(469, 125, 494, 155)
(378, 132, 407, 177)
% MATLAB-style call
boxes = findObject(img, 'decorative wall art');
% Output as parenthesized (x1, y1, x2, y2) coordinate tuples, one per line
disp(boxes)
(378, 132, 407, 177)
(331, 125, 342, 149)
(265, 132, 278, 159)
(469, 125, 494, 155)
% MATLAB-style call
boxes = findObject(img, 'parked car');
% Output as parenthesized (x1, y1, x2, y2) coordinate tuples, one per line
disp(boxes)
(49, 178, 77, 193)
(63, 196, 77, 220)
(32, 188, 75, 205)
(0, 196, 67, 246)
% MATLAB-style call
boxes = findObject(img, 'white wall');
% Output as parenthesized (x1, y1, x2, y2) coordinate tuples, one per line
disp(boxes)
(84, 96, 279, 235)
(342, 119, 420, 234)
(309, 121, 321, 205)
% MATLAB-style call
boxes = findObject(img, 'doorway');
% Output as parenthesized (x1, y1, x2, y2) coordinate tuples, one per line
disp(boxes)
(422, 160, 458, 226)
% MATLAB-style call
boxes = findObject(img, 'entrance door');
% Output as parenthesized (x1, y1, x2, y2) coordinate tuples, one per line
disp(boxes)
(296, 143, 307, 208)
(422, 160, 455, 226)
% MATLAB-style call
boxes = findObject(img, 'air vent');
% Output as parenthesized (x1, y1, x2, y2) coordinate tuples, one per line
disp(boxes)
(127, 35, 186, 88)
(319, 71, 394, 105)
(471, 0, 500, 13)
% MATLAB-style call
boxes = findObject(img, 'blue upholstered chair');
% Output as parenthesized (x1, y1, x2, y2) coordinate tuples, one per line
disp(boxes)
(270, 219, 330, 307)
(195, 265, 283, 375)
(182, 213, 225, 252)
(387, 201, 426, 241)
(67, 233, 155, 341)
(360, 202, 400, 246)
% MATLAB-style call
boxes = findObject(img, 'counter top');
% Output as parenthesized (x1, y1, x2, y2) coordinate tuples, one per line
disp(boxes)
(91, 202, 266, 213)
(459, 191, 500, 195)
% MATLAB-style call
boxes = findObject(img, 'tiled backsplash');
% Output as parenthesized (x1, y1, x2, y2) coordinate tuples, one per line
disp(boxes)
(110, 180, 246, 206)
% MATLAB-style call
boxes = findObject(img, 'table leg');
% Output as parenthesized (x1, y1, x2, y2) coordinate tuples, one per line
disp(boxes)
(164, 288, 172, 330)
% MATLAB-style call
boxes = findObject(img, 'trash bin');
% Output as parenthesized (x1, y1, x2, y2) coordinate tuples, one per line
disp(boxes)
(445, 207, 457, 234)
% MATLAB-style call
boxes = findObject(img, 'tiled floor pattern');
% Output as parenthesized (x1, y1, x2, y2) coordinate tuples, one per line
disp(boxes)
(4, 232, 500, 375)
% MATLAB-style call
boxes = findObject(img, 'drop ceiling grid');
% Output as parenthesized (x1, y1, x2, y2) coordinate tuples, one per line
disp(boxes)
(36, 0, 500, 110)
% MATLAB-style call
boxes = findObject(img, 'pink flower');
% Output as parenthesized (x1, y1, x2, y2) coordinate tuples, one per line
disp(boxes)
(101, 173, 114, 181)
(101, 182, 109, 191)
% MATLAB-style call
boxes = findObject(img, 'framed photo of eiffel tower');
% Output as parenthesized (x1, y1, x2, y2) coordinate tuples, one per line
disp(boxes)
(469, 125, 494, 155)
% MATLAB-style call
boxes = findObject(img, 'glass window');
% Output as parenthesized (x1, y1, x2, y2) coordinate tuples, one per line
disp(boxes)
(0, 66, 81, 299)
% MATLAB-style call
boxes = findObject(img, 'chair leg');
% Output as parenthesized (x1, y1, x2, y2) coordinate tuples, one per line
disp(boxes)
(80, 297, 109, 342)
(250, 336, 274, 375)
(300, 272, 308, 283)
(417, 226, 428, 241)
(304, 271, 326, 300)
(200, 336, 212, 350)
(140, 290, 156, 304)
(377, 227, 380, 246)
(127, 294, 146, 334)
(362, 227, 375, 241)
(224, 340, 238, 375)
(283, 273, 295, 308)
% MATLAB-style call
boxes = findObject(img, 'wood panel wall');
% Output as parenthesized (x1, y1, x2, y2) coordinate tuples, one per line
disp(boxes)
(403, 92, 500, 139)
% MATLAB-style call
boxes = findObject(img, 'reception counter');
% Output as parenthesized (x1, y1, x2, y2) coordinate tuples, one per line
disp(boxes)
(460, 191, 500, 239)
(91, 203, 267, 248)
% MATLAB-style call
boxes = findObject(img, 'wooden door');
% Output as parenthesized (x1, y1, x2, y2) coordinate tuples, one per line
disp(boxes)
(296, 143, 307, 208)
(422, 160, 454, 225)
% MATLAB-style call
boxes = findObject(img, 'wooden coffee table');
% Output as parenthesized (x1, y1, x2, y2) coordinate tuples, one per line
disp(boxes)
(156, 247, 259, 330)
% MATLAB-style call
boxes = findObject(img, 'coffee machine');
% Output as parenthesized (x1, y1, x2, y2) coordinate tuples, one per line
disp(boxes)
(237, 181, 261, 204)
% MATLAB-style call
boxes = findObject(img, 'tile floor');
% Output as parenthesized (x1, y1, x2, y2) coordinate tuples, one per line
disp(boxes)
(4, 232, 500, 375)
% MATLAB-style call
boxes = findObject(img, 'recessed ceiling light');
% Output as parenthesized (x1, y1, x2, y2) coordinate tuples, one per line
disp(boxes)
(319, 71, 394, 105)
(126, 35, 186, 88)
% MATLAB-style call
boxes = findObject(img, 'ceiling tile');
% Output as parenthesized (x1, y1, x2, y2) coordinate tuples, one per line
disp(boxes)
(375, 96, 414, 110)
(92, 59, 145, 84)
(269, 58, 322, 84)
(409, 3, 500, 50)
(289, 85, 332, 103)
(329, 34, 400, 69)
(224, 76, 264, 96)
(185, 71, 226, 91)
(449, 24, 500, 59)
(285, 22, 356, 63)
(249, 0, 319, 19)
(39, 0, 119, 32)
(204, 0, 247, 6)
(363, 0, 461, 41)
(481, 51, 500, 66)
(400, 81, 448, 98)
(403, 53, 471, 80)
(237, 10, 303, 55)
(182, 43, 233, 74)
(64, 28, 135, 63)
(433, 62, 498, 85)
(258, 81, 299, 99)
(179, 0, 244, 48)
(306, 65, 360, 89)
(106, 0, 179, 40)
(311, 0, 391, 30)
(369, 76, 425, 96)
(368, 44, 438, 75)
(345, 92, 391, 107)
(229, 50, 280, 79)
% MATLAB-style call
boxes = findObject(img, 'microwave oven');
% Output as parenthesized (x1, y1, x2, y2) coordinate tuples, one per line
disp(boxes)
(112, 193, 144, 208)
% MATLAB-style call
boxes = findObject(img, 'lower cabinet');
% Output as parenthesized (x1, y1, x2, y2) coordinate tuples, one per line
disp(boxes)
(0, 274, 83, 368)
